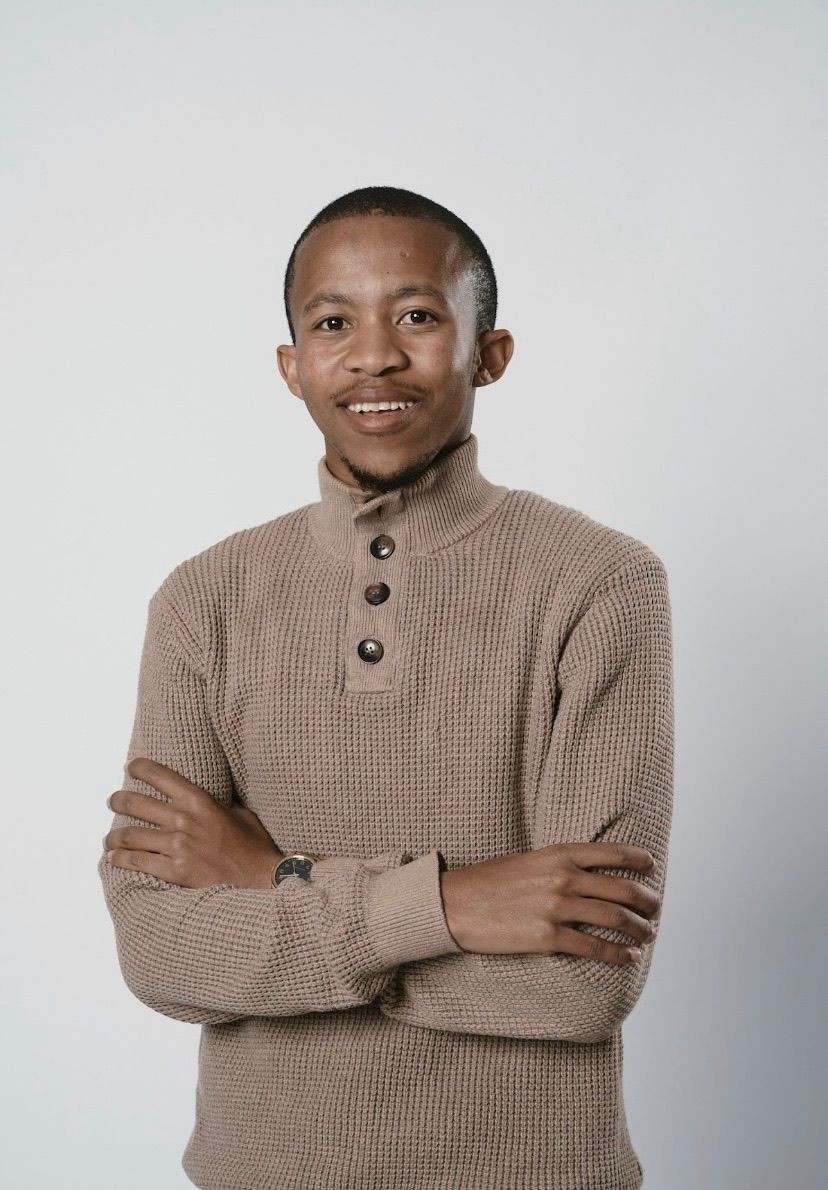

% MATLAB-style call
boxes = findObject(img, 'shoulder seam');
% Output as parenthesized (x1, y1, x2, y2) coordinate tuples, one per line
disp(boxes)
(596, 551, 667, 598)
(152, 584, 205, 675)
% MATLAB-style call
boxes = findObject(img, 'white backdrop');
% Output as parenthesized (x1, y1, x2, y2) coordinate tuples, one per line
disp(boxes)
(2, 2, 825, 1187)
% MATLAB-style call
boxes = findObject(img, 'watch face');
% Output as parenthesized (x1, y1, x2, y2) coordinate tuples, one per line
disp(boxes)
(274, 855, 314, 885)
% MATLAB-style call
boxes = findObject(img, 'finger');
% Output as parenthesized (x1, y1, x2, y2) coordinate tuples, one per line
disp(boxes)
(562, 842, 656, 874)
(103, 826, 171, 855)
(125, 757, 204, 804)
(553, 894, 655, 946)
(107, 789, 174, 826)
(547, 923, 643, 966)
(104, 848, 176, 882)
(227, 801, 256, 818)
(565, 867, 661, 919)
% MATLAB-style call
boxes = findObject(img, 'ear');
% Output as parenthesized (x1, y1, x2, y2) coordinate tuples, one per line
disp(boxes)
(276, 343, 304, 399)
(473, 329, 515, 385)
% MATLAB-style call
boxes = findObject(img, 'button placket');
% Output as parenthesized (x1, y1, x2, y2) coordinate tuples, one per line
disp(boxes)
(345, 520, 403, 693)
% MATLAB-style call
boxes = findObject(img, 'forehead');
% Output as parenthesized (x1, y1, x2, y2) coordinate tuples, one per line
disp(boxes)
(292, 215, 471, 307)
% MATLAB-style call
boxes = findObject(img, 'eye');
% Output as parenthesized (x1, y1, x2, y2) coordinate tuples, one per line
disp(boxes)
(312, 309, 437, 332)
(401, 309, 437, 325)
(314, 315, 348, 332)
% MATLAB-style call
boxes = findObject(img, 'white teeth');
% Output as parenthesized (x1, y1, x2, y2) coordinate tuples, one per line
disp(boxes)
(345, 400, 416, 413)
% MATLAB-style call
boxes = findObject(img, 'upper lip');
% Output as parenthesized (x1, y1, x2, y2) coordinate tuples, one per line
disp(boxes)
(338, 389, 421, 407)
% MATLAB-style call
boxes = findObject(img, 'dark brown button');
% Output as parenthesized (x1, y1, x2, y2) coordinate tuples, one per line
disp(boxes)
(364, 582, 390, 605)
(369, 534, 395, 559)
(357, 638, 384, 664)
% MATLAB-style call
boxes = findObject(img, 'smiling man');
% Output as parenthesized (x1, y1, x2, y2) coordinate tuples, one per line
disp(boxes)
(99, 185, 674, 1190)
(277, 204, 509, 494)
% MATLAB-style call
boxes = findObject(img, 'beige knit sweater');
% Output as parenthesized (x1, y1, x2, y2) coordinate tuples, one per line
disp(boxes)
(98, 431, 674, 1190)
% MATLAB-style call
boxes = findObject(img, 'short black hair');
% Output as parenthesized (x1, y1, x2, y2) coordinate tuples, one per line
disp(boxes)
(283, 185, 497, 345)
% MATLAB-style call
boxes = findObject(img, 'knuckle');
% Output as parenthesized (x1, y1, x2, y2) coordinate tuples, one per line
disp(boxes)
(586, 933, 604, 960)
(171, 855, 190, 882)
(544, 922, 562, 951)
(548, 869, 571, 894)
(169, 833, 187, 859)
(625, 910, 647, 938)
(628, 845, 647, 867)
(614, 906, 629, 929)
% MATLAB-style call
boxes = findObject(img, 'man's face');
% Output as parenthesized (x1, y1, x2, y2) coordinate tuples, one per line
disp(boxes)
(277, 214, 512, 492)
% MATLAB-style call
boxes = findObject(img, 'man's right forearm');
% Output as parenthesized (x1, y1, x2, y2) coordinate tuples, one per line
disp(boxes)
(99, 584, 460, 1026)
(98, 843, 458, 1025)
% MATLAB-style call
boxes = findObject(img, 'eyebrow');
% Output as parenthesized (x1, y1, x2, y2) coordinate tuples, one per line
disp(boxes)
(301, 284, 449, 318)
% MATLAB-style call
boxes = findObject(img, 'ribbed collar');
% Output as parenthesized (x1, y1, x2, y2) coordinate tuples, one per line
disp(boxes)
(306, 432, 510, 558)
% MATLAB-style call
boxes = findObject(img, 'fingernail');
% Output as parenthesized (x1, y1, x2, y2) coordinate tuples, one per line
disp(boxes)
(629, 949, 642, 963)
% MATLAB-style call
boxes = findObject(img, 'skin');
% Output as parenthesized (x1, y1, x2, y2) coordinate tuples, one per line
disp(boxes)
(105, 759, 284, 888)
(276, 212, 514, 492)
(103, 213, 662, 964)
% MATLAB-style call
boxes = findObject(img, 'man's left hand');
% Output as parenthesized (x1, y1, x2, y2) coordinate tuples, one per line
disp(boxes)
(102, 757, 285, 889)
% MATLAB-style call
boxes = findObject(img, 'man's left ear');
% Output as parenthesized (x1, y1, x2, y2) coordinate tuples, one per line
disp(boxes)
(474, 329, 515, 385)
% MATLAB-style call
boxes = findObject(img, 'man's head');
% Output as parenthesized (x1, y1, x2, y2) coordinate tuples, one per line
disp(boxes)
(277, 186, 514, 493)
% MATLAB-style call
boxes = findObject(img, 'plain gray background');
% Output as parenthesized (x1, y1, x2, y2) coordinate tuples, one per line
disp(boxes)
(2, 2, 825, 1187)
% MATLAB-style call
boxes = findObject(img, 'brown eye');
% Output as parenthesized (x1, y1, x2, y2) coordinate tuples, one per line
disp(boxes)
(316, 316, 346, 331)
(402, 309, 436, 325)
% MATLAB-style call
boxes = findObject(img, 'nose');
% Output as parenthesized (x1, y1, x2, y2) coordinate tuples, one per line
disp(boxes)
(342, 320, 409, 375)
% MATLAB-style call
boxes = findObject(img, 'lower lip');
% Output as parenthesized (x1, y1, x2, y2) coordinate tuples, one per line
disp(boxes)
(338, 403, 420, 433)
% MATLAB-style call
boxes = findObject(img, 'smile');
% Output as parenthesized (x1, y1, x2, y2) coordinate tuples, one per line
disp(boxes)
(345, 400, 417, 414)
(338, 400, 421, 434)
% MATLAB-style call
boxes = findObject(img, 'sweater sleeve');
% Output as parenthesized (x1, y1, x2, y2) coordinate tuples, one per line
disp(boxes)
(98, 585, 460, 1027)
(376, 554, 674, 1043)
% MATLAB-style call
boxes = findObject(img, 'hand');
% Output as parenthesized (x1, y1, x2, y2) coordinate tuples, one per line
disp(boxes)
(103, 757, 285, 889)
(440, 842, 661, 965)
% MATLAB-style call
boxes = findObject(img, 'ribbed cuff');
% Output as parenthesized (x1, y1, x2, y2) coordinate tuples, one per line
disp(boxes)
(361, 848, 464, 967)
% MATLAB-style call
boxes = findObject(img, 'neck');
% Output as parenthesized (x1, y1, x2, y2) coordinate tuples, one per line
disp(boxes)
(307, 432, 510, 558)
(325, 440, 460, 497)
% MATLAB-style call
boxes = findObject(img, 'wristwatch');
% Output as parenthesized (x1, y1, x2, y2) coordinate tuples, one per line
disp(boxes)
(272, 852, 317, 886)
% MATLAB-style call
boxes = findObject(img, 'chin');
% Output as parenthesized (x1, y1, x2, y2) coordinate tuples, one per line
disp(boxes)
(341, 441, 437, 494)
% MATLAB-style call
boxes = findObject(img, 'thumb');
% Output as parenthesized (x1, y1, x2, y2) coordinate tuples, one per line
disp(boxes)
(228, 800, 257, 820)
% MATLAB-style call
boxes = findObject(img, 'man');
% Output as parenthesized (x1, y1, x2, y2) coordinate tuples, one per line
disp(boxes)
(99, 185, 673, 1189)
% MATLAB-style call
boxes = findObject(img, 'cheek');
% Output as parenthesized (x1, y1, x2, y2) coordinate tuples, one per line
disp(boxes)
(443, 325, 478, 375)
(416, 334, 467, 377)
(295, 348, 340, 397)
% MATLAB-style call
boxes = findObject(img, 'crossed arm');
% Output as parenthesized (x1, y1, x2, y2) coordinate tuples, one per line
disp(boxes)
(99, 587, 462, 1026)
(376, 556, 674, 1041)
(99, 554, 673, 1041)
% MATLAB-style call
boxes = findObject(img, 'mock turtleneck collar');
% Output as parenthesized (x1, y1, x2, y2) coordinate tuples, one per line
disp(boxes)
(306, 432, 510, 558)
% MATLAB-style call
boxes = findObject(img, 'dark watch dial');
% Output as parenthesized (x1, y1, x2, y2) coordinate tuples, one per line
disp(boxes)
(273, 854, 315, 885)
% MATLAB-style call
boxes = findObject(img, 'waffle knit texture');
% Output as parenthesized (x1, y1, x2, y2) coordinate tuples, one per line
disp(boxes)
(98, 431, 674, 1190)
